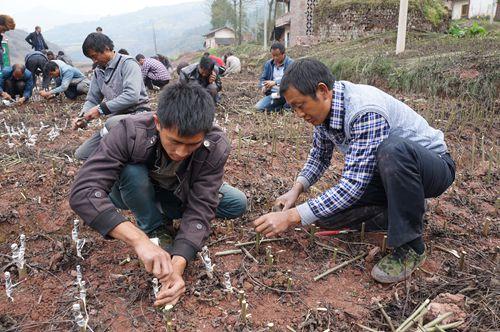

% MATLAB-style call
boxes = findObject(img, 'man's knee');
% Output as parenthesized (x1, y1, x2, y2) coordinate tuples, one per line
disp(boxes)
(120, 164, 150, 186)
(218, 183, 247, 219)
(376, 137, 413, 176)
(206, 84, 218, 97)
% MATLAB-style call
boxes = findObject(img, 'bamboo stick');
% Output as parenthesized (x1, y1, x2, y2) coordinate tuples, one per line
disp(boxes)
(313, 253, 366, 281)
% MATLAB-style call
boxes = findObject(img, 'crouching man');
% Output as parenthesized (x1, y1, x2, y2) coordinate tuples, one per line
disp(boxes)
(69, 82, 247, 306)
(253, 59, 455, 284)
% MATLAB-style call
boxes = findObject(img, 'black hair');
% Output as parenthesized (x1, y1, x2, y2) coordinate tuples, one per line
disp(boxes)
(199, 56, 215, 72)
(203, 52, 210, 57)
(280, 58, 336, 99)
(154, 54, 171, 68)
(57, 51, 64, 56)
(118, 48, 129, 55)
(156, 82, 215, 137)
(46, 51, 54, 56)
(44, 61, 59, 74)
(96, 26, 103, 32)
(176, 61, 189, 75)
(270, 42, 285, 54)
(82, 33, 114, 58)
(135, 54, 145, 61)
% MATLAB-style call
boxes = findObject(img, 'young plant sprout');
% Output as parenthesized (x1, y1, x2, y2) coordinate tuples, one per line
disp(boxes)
(18, 234, 27, 278)
(152, 278, 160, 297)
(76, 238, 86, 259)
(4, 272, 14, 301)
(72, 219, 80, 243)
(72, 303, 87, 332)
(79, 280, 87, 307)
(255, 232, 262, 254)
(223, 272, 233, 293)
(163, 304, 173, 332)
(265, 246, 272, 265)
(240, 299, 248, 323)
(238, 290, 246, 305)
(76, 265, 83, 287)
(198, 246, 213, 279)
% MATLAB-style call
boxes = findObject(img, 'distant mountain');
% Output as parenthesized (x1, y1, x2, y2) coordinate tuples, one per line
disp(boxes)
(44, 2, 211, 62)
(4, 29, 61, 64)
(9, 6, 95, 31)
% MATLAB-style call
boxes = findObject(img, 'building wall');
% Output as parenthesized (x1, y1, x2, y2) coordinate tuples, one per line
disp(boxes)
(205, 37, 216, 49)
(275, 0, 318, 46)
(214, 29, 235, 39)
(469, 0, 497, 18)
(451, 1, 469, 19)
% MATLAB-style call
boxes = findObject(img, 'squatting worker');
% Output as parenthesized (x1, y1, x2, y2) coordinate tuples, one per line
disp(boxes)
(70, 82, 247, 306)
(253, 59, 455, 284)
(73, 32, 150, 160)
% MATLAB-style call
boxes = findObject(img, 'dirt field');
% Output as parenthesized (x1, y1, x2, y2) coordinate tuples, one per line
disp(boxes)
(0, 63, 498, 331)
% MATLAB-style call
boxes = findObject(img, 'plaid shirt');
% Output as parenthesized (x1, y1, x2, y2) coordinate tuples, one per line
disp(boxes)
(141, 58, 171, 81)
(296, 82, 390, 225)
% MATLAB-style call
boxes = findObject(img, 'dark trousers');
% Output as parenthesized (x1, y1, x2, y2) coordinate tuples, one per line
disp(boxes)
(144, 77, 169, 90)
(317, 136, 455, 248)
(25, 55, 49, 89)
(4, 79, 26, 98)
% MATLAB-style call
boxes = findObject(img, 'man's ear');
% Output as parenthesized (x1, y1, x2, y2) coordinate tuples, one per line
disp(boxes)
(153, 113, 161, 132)
(316, 82, 330, 100)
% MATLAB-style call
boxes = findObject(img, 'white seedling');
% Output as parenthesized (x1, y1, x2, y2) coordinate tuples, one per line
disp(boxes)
(72, 303, 87, 331)
(79, 280, 87, 307)
(223, 272, 233, 293)
(152, 278, 160, 298)
(76, 265, 83, 287)
(11, 243, 21, 270)
(19, 234, 26, 269)
(48, 125, 60, 141)
(198, 246, 214, 279)
(4, 272, 14, 301)
(76, 238, 86, 259)
(72, 219, 80, 243)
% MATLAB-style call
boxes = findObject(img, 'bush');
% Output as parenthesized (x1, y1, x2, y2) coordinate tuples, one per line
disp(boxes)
(448, 21, 487, 38)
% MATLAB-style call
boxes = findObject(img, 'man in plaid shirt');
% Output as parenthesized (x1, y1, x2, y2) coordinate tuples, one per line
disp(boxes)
(254, 59, 455, 283)
(136, 54, 171, 90)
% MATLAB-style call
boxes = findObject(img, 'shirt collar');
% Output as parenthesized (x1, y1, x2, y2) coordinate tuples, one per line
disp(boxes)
(105, 52, 120, 69)
(323, 81, 345, 131)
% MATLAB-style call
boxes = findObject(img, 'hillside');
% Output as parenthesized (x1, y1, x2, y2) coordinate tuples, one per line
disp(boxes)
(44, 2, 210, 62)
(4, 29, 61, 65)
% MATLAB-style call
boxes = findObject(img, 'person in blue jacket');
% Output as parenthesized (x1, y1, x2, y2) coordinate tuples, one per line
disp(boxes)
(0, 64, 34, 104)
(39, 60, 90, 100)
(254, 42, 293, 112)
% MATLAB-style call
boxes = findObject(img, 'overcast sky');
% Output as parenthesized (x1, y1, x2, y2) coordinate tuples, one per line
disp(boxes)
(3, 0, 204, 30)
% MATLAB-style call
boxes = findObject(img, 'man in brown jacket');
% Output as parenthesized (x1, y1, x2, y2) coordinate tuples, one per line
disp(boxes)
(69, 82, 247, 306)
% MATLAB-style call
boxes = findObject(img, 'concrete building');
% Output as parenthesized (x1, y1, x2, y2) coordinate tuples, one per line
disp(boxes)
(273, 0, 318, 47)
(203, 27, 236, 49)
(445, 0, 498, 20)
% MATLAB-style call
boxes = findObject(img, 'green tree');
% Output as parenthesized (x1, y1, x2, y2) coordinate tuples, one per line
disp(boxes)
(210, 0, 236, 29)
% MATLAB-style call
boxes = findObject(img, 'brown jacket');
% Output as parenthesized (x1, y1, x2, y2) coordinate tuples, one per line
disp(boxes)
(69, 112, 230, 261)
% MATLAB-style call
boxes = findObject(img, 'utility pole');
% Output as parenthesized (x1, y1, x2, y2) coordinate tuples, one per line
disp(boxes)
(395, 0, 408, 55)
(489, 0, 496, 24)
(152, 22, 158, 54)
(264, 1, 268, 49)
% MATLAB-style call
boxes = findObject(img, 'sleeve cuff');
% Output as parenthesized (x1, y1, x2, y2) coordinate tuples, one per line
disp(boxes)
(296, 202, 319, 226)
(296, 176, 311, 192)
(88, 208, 126, 238)
(100, 102, 111, 115)
(169, 239, 198, 263)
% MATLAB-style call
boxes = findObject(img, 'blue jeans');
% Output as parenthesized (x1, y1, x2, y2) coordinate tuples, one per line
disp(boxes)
(109, 164, 247, 234)
(255, 94, 287, 111)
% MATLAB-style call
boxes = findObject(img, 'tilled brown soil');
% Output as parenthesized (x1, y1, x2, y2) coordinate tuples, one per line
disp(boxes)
(0, 71, 498, 331)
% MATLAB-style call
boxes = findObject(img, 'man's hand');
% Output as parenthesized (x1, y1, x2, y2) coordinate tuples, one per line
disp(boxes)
(1, 92, 13, 101)
(155, 256, 187, 307)
(253, 208, 301, 238)
(208, 71, 216, 84)
(275, 182, 304, 211)
(83, 106, 101, 121)
(17, 97, 26, 104)
(109, 222, 173, 280)
(263, 80, 276, 91)
(39, 90, 50, 98)
(133, 239, 173, 280)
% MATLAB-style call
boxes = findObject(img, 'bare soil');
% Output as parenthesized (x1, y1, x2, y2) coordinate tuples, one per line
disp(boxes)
(0, 69, 498, 331)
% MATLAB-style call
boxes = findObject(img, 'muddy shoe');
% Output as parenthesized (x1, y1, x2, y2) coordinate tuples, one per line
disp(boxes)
(371, 246, 426, 283)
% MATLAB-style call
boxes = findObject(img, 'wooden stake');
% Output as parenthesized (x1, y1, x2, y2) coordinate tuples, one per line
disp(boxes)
(381, 235, 387, 253)
(314, 253, 366, 281)
(255, 233, 261, 254)
(482, 218, 491, 237)
(332, 248, 338, 264)
(459, 251, 466, 271)
(361, 222, 366, 242)
(376, 301, 395, 332)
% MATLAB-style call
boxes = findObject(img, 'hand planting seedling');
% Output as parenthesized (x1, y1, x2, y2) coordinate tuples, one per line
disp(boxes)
(152, 278, 160, 298)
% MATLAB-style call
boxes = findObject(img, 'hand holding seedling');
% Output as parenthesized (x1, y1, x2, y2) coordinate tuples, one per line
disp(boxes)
(155, 256, 187, 307)
(83, 106, 101, 121)
(110, 222, 173, 279)
(1, 91, 14, 101)
(253, 208, 301, 237)
(39, 90, 53, 99)
(263, 80, 276, 91)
